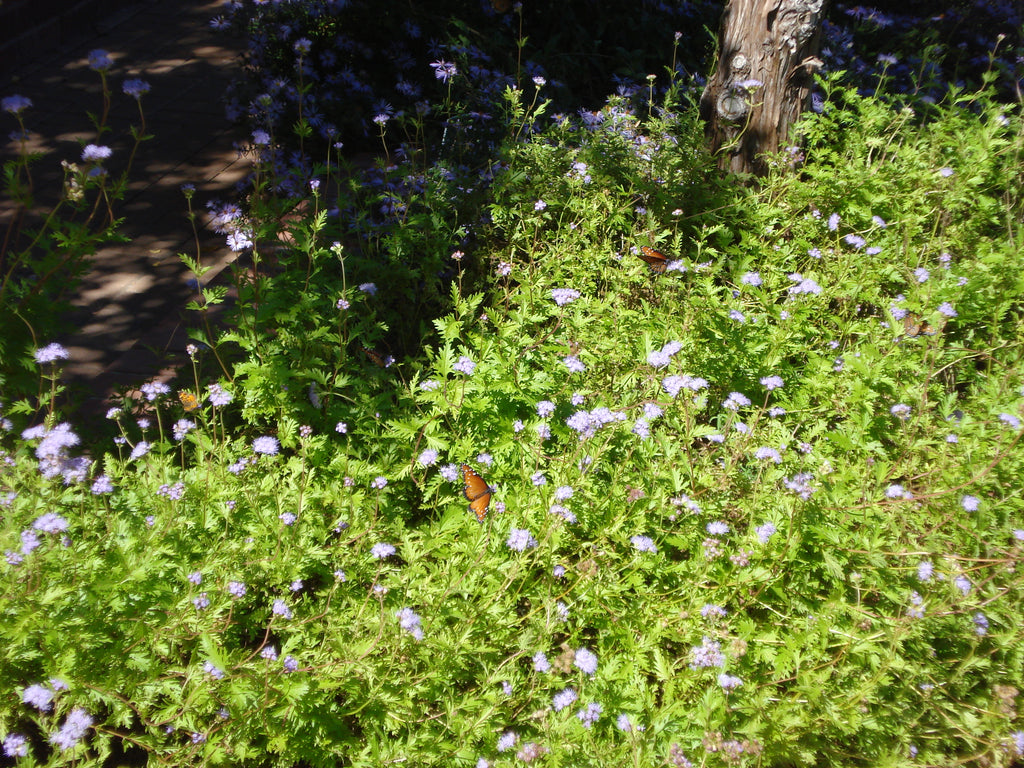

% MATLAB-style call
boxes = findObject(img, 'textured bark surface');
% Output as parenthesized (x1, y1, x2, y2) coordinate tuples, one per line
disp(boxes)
(700, 0, 828, 176)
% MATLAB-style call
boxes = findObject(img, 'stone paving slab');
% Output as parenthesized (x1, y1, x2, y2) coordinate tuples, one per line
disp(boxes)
(1, 0, 250, 415)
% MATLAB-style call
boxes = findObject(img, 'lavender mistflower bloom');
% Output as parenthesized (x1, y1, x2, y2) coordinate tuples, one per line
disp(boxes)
(228, 581, 247, 598)
(647, 348, 672, 368)
(961, 495, 980, 511)
(914, 267, 930, 283)
(577, 702, 602, 728)
(551, 288, 580, 306)
(336, 297, 350, 310)
(718, 673, 743, 690)
(359, 282, 377, 295)
(938, 167, 954, 177)
(729, 309, 746, 323)
(531, 471, 547, 486)
(34, 343, 70, 364)
(50, 708, 93, 750)
(418, 449, 439, 467)
(534, 200, 547, 211)
(537, 400, 555, 418)
(193, 593, 209, 610)
(754, 447, 782, 463)
(207, 383, 233, 406)
(497, 731, 518, 752)
(88, 49, 113, 70)
(761, 375, 784, 390)
(701, 604, 727, 619)
(261, 646, 278, 661)
(908, 591, 925, 619)
(554, 486, 573, 501)
(122, 78, 151, 98)
(689, 636, 725, 669)
(827, 213, 840, 231)
(252, 129, 271, 145)
(21, 530, 40, 554)
(723, 392, 751, 410)
(453, 356, 476, 375)
(33, 513, 69, 534)
(574, 647, 598, 675)
(553, 687, 578, 711)
(632, 418, 650, 439)
(740, 271, 762, 287)
(371, 476, 388, 490)
(23, 683, 54, 711)
(843, 234, 866, 249)
(282, 655, 299, 672)
(507, 528, 538, 552)
(563, 355, 585, 373)
(784, 472, 816, 499)
(3, 734, 29, 757)
(203, 660, 224, 679)
(973, 611, 988, 636)
(2, 95, 32, 114)
(755, 522, 777, 543)
(188, 570, 202, 585)
(81, 144, 112, 162)
(788, 273, 823, 295)
(252, 436, 280, 455)
(279, 512, 296, 526)
(917, 560, 934, 581)
(397, 607, 424, 640)
(707, 521, 729, 536)
(890, 403, 912, 420)
(173, 419, 195, 441)
(631, 535, 657, 553)
(937, 302, 958, 318)
(999, 413, 1021, 429)
(533, 651, 550, 672)
(371, 542, 396, 559)
(617, 714, 634, 732)
(272, 599, 293, 619)
(954, 575, 972, 595)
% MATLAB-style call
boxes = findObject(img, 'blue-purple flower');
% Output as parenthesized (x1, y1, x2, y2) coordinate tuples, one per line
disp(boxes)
(252, 436, 280, 455)
(574, 647, 598, 675)
(552, 687, 577, 711)
(507, 528, 538, 552)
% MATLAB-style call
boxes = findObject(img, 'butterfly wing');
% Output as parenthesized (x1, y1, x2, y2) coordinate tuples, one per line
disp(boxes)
(178, 391, 200, 412)
(461, 463, 493, 523)
(638, 246, 669, 275)
(363, 346, 387, 367)
(902, 313, 938, 337)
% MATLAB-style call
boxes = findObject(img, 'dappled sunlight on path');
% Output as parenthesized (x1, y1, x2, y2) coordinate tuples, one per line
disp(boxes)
(1, 0, 250, 413)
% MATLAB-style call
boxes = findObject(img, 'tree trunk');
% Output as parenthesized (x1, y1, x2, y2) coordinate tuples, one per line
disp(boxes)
(700, 0, 828, 176)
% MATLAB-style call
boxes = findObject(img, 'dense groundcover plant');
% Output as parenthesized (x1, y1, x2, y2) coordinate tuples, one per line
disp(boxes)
(3, 4, 1024, 768)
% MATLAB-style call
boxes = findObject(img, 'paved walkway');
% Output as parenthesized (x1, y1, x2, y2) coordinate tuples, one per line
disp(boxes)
(1, 0, 249, 414)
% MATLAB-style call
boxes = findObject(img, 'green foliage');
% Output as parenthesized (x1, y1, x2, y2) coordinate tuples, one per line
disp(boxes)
(4, 75, 1024, 768)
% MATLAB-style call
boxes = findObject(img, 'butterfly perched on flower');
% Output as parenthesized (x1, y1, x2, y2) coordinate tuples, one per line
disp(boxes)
(178, 391, 200, 412)
(902, 313, 939, 337)
(461, 464, 494, 523)
(637, 245, 669, 275)
(362, 346, 392, 367)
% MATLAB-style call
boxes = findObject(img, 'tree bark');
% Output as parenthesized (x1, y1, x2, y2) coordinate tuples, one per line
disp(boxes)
(700, 0, 828, 176)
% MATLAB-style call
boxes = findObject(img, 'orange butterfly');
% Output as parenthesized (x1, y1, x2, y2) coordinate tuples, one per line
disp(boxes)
(363, 346, 391, 367)
(902, 313, 940, 337)
(461, 464, 494, 523)
(637, 245, 669, 275)
(178, 391, 200, 412)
